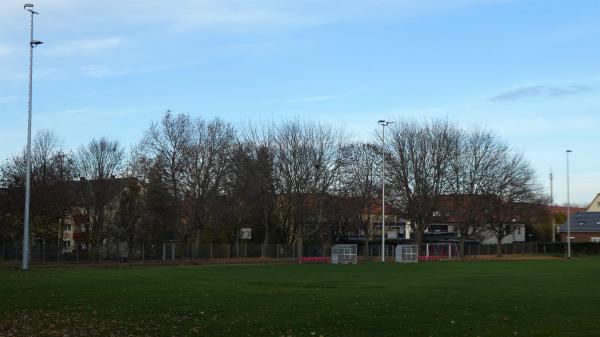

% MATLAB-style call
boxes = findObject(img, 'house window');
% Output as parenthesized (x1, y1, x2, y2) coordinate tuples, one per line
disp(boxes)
(65, 224, 71, 231)
(432, 211, 441, 217)
(579, 222, 585, 226)
(63, 240, 71, 248)
(591, 237, 600, 243)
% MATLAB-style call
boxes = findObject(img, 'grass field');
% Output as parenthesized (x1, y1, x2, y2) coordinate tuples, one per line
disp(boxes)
(1, 259, 600, 337)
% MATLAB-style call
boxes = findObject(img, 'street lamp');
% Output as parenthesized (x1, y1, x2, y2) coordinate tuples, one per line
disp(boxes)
(566, 149, 572, 259)
(378, 120, 393, 262)
(22, 3, 43, 270)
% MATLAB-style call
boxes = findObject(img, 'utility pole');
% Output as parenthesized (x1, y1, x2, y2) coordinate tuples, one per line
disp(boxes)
(377, 120, 393, 262)
(566, 150, 572, 259)
(22, 3, 43, 270)
(550, 168, 555, 243)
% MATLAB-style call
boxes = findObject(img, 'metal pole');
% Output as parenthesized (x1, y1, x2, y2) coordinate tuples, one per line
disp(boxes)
(566, 150, 572, 259)
(22, 9, 36, 271)
(381, 123, 385, 262)
(550, 168, 555, 243)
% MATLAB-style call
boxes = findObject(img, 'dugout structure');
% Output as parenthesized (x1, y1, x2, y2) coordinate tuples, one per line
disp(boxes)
(331, 244, 357, 264)
(395, 244, 418, 263)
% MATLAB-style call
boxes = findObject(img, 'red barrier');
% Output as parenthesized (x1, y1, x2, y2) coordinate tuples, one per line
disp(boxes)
(418, 256, 443, 262)
(299, 256, 331, 264)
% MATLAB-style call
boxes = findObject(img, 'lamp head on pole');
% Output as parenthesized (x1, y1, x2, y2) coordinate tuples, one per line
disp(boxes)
(566, 149, 572, 153)
(30, 40, 43, 47)
(378, 120, 394, 127)
(24, 3, 38, 14)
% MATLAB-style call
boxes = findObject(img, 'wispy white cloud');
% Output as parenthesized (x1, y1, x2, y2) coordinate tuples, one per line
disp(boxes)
(265, 87, 367, 104)
(43, 37, 125, 57)
(78, 63, 175, 78)
(0, 0, 506, 34)
(490, 84, 593, 102)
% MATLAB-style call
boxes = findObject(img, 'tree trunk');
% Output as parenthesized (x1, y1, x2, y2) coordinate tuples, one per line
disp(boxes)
(296, 234, 304, 258)
(262, 216, 269, 257)
(194, 229, 201, 258)
(459, 227, 466, 257)
(496, 235, 502, 257)
(415, 225, 424, 256)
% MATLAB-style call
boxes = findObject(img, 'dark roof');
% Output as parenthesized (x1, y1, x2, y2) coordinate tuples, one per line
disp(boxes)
(549, 205, 586, 215)
(558, 212, 600, 233)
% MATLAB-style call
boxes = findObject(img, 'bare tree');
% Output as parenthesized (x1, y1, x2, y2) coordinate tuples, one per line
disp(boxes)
(114, 178, 145, 259)
(132, 111, 193, 242)
(76, 137, 124, 259)
(182, 117, 236, 248)
(446, 129, 510, 255)
(272, 120, 344, 257)
(236, 123, 276, 255)
(338, 142, 381, 257)
(482, 152, 545, 256)
(0, 130, 76, 249)
(387, 120, 461, 248)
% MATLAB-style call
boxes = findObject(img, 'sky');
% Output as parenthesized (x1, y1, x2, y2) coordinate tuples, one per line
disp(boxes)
(0, 0, 599, 205)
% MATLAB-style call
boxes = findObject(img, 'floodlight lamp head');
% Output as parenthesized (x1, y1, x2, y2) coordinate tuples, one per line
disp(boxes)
(30, 40, 43, 47)
(24, 4, 38, 14)
(566, 149, 573, 153)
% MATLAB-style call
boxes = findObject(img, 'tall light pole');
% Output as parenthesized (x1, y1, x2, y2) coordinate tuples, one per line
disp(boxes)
(550, 168, 555, 243)
(566, 150, 572, 259)
(22, 3, 43, 270)
(378, 120, 393, 262)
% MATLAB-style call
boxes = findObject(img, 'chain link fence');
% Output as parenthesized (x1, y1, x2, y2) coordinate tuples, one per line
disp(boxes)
(0, 241, 593, 265)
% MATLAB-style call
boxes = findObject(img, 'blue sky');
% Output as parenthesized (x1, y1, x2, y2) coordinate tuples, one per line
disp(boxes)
(1, 0, 599, 205)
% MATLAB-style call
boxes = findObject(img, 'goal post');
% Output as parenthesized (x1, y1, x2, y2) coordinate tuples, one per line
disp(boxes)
(331, 244, 357, 264)
(422, 242, 460, 260)
(395, 244, 418, 263)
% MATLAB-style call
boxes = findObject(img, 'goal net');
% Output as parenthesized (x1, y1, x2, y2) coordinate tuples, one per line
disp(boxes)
(422, 243, 460, 260)
(395, 245, 418, 263)
(331, 244, 357, 264)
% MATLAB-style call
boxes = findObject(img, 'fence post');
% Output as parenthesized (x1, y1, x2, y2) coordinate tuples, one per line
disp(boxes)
(171, 243, 175, 262)
(76, 243, 79, 264)
(210, 243, 213, 260)
(162, 243, 166, 262)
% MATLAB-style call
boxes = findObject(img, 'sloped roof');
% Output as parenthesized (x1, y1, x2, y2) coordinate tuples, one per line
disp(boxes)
(558, 212, 600, 233)
(549, 205, 586, 215)
(585, 193, 600, 212)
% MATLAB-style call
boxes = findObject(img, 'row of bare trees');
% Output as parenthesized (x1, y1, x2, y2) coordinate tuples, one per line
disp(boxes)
(0, 112, 548, 257)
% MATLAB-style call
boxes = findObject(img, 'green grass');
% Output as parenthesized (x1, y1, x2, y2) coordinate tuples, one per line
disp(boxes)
(1, 259, 600, 337)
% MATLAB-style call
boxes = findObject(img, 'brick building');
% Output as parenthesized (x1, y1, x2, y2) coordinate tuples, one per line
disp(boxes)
(558, 212, 600, 243)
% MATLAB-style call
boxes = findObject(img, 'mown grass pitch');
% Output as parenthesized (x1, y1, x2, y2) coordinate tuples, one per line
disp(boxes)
(1, 258, 600, 337)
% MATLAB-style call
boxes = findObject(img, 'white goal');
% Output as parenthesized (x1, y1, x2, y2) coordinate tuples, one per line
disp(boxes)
(395, 244, 418, 263)
(331, 244, 357, 264)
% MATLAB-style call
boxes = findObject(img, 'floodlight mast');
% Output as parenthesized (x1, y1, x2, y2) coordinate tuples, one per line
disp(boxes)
(22, 3, 42, 270)
(378, 120, 393, 262)
(566, 150, 572, 259)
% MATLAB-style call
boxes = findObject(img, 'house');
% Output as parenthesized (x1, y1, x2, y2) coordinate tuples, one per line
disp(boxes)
(429, 195, 530, 244)
(585, 193, 600, 212)
(558, 212, 600, 243)
(61, 212, 89, 253)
